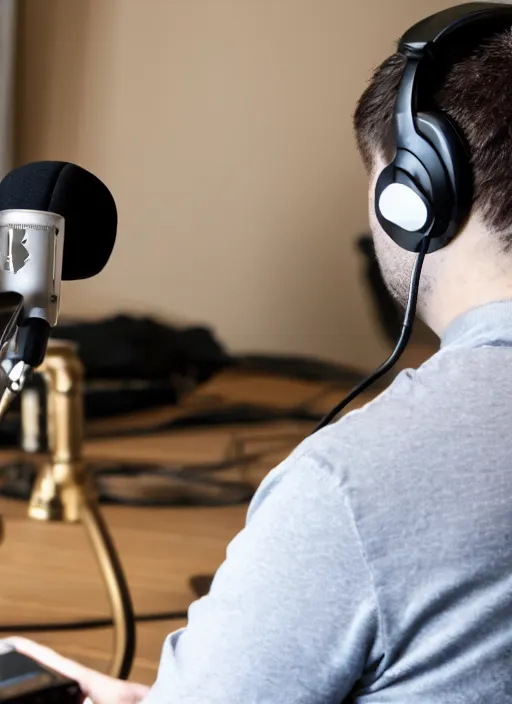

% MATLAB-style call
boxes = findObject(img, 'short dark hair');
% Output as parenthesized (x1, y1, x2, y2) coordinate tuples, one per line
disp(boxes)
(353, 28, 512, 237)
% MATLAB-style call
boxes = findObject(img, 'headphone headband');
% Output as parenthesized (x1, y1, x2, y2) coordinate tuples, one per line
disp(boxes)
(400, 2, 512, 55)
(396, 2, 512, 148)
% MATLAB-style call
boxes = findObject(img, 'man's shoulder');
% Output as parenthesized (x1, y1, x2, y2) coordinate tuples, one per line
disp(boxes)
(313, 365, 428, 458)
(313, 344, 479, 452)
(286, 355, 456, 491)
(256, 345, 496, 513)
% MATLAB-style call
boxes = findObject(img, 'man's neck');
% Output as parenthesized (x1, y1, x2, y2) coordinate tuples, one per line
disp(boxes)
(426, 276, 512, 338)
(422, 218, 512, 337)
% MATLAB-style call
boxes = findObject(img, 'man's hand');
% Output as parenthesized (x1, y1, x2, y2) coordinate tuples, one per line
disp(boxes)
(4, 637, 150, 704)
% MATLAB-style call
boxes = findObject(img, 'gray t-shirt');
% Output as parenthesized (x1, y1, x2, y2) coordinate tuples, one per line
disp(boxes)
(145, 300, 512, 703)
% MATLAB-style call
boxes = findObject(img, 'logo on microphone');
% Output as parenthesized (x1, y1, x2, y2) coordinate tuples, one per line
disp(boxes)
(1, 228, 29, 274)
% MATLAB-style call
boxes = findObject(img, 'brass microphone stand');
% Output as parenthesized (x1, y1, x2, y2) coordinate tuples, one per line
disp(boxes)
(24, 340, 135, 680)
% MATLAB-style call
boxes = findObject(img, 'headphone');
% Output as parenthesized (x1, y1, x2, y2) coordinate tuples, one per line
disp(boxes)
(315, 3, 512, 433)
(375, 2, 512, 254)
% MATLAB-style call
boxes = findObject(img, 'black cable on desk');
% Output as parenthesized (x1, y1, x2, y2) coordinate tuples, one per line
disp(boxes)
(87, 402, 324, 440)
(0, 609, 188, 634)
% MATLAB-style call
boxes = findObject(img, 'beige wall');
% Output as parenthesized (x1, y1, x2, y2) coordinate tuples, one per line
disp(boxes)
(15, 0, 451, 370)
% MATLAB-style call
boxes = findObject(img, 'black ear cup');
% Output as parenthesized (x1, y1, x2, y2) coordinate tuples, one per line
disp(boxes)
(415, 111, 473, 236)
(375, 149, 434, 252)
(375, 110, 472, 253)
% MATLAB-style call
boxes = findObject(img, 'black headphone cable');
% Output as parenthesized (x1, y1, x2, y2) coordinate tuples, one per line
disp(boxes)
(311, 234, 431, 434)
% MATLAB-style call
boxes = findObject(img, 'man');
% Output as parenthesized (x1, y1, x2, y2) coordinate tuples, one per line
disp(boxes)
(8, 5, 512, 703)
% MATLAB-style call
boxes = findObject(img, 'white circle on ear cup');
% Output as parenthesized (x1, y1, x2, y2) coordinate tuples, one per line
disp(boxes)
(378, 182, 429, 232)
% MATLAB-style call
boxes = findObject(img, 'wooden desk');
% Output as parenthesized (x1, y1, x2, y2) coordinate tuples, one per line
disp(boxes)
(0, 369, 376, 685)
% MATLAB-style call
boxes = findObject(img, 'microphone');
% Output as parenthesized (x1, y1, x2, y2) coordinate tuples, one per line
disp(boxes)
(0, 161, 117, 416)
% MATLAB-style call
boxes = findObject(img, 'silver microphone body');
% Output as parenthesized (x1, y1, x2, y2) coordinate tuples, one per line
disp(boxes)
(0, 210, 65, 416)
(0, 209, 65, 326)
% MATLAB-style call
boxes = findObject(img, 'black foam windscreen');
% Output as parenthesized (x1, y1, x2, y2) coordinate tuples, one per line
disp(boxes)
(0, 161, 117, 280)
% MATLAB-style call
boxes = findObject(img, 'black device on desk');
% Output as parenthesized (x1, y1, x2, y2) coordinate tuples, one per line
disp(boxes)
(0, 647, 80, 704)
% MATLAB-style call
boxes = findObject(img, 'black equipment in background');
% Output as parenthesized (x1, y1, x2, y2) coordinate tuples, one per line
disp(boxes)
(50, 315, 366, 417)
(0, 309, 371, 450)
(52, 315, 231, 418)
(54, 315, 230, 384)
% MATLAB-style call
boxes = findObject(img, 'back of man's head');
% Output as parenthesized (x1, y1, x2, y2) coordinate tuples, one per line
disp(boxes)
(354, 28, 512, 246)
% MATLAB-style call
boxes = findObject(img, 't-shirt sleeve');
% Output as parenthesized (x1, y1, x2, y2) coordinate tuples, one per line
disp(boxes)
(144, 448, 384, 704)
